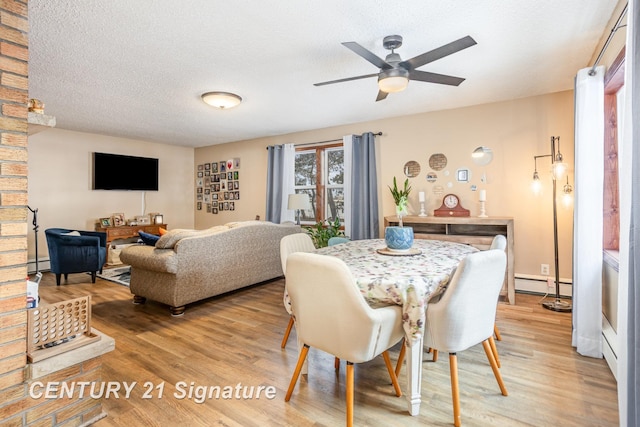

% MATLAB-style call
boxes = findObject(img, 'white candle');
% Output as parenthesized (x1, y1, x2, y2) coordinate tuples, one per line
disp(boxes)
(419, 191, 425, 202)
(479, 189, 486, 202)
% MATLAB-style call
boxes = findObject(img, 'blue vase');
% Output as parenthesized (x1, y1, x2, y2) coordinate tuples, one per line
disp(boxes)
(385, 226, 414, 251)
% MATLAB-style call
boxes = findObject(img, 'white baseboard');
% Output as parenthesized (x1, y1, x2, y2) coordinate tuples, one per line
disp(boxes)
(28, 258, 50, 274)
(515, 274, 572, 297)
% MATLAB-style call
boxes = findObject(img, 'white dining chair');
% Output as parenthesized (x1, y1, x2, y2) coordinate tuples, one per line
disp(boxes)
(284, 252, 404, 427)
(425, 249, 508, 427)
(279, 233, 316, 348)
(489, 234, 507, 361)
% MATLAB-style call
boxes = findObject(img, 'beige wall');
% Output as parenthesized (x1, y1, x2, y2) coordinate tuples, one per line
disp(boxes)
(195, 90, 575, 280)
(27, 128, 195, 261)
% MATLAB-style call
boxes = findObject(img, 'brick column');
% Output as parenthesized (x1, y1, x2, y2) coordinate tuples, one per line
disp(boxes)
(0, 0, 30, 423)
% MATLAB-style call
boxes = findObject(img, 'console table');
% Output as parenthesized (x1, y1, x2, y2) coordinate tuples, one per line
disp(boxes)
(95, 224, 167, 246)
(384, 215, 515, 304)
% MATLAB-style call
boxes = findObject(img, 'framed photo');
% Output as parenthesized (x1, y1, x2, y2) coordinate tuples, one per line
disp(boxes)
(100, 217, 112, 227)
(456, 168, 470, 183)
(196, 178, 203, 186)
(234, 158, 241, 169)
(224, 202, 229, 210)
(204, 163, 210, 170)
(112, 213, 125, 227)
(229, 192, 235, 200)
(197, 171, 203, 178)
(220, 161, 226, 172)
(212, 193, 218, 200)
(212, 207, 218, 214)
(233, 171, 239, 180)
(198, 164, 204, 171)
(197, 194, 202, 201)
(230, 202, 235, 211)
(224, 192, 229, 200)
(204, 170, 210, 176)
(211, 162, 218, 172)
(235, 191, 240, 200)
(233, 181, 239, 190)
(197, 202, 202, 210)
(197, 187, 203, 194)
(227, 172, 233, 180)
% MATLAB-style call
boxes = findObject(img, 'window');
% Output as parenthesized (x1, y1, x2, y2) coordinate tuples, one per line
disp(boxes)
(294, 144, 344, 224)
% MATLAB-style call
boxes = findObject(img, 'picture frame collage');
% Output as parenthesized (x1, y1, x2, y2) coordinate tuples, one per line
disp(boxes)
(196, 158, 241, 214)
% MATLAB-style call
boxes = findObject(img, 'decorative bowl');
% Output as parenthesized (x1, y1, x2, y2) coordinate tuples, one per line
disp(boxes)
(384, 226, 414, 251)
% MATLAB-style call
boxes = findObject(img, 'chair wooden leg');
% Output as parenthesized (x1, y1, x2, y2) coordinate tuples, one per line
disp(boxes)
(335, 357, 340, 371)
(64, 273, 68, 282)
(432, 349, 438, 362)
(55, 274, 61, 286)
(382, 351, 402, 397)
(449, 353, 461, 427)
(90, 272, 97, 283)
(488, 336, 500, 368)
(395, 339, 406, 377)
(285, 344, 310, 402)
(482, 340, 508, 396)
(281, 316, 294, 348)
(494, 323, 502, 341)
(346, 362, 354, 427)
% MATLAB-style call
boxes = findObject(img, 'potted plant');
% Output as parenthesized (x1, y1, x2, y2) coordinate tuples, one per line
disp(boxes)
(386, 177, 414, 251)
(389, 176, 411, 226)
(305, 217, 346, 248)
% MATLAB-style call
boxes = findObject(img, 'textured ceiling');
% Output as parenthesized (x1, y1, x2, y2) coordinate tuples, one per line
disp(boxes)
(28, 1, 617, 148)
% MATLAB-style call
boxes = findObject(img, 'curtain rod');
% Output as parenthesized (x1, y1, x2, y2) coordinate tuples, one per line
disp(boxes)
(266, 132, 382, 149)
(589, 2, 628, 76)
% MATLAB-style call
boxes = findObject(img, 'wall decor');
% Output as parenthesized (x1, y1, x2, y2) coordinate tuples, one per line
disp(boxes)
(426, 172, 437, 183)
(100, 217, 112, 227)
(433, 185, 445, 195)
(428, 153, 447, 171)
(456, 168, 470, 182)
(197, 157, 241, 213)
(403, 161, 421, 178)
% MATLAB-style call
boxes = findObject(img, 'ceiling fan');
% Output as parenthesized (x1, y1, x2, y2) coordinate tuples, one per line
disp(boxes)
(314, 35, 477, 101)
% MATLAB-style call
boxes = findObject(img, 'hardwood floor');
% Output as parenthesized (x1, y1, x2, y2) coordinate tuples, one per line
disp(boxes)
(37, 272, 619, 426)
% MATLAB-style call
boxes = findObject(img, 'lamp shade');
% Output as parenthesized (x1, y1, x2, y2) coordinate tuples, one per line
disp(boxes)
(288, 193, 310, 210)
(201, 92, 242, 109)
(378, 68, 409, 93)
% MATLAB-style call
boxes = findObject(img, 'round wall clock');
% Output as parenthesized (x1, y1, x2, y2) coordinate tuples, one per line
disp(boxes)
(434, 193, 470, 217)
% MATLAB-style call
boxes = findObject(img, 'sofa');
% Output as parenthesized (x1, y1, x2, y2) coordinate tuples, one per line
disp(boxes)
(119, 221, 301, 315)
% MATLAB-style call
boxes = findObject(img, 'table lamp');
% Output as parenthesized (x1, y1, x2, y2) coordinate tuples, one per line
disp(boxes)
(288, 193, 310, 225)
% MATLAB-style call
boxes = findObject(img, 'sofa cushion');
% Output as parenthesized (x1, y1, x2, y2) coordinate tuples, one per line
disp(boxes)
(139, 231, 160, 246)
(155, 226, 229, 249)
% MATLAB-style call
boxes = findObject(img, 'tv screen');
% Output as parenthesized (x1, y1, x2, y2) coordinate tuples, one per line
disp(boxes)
(92, 152, 159, 191)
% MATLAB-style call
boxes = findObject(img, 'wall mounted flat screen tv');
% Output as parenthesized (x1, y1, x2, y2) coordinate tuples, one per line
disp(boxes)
(92, 152, 159, 191)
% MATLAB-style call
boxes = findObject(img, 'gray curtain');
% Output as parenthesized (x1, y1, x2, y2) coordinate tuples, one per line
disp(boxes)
(350, 132, 379, 239)
(265, 145, 285, 223)
(627, 0, 639, 423)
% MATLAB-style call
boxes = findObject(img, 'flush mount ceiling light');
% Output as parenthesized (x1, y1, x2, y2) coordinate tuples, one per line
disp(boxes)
(201, 92, 242, 109)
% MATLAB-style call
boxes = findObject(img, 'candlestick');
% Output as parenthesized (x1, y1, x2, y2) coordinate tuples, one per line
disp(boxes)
(419, 191, 425, 202)
(479, 189, 486, 202)
(478, 200, 488, 218)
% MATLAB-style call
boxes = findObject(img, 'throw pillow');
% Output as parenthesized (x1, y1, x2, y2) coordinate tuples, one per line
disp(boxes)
(62, 230, 81, 236)
(139, 231, 160, 246)
(158, 227, 167, 235)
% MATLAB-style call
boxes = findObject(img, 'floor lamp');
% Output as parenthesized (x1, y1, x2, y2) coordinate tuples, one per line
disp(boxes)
(532, 136, 572, 313)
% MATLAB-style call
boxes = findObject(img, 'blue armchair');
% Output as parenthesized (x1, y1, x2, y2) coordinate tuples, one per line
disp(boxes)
(45, 228, 107, 286)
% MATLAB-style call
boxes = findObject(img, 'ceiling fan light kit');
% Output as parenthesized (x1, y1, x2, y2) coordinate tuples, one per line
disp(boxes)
(315, 34, 477, 101)
(378, 68, 409, 93)
(201, 92, 242, 109)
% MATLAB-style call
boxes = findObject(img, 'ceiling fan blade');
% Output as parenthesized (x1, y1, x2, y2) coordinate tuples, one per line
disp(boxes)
(314, 73, 378, 87)
(376, 91, 388, 102)
(409, 70, 466, 86)
(342, 41, 392, 70)
(400, 35, 477, 70)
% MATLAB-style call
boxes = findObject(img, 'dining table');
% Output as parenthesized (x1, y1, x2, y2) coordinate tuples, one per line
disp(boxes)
(300, 238, 478, 416)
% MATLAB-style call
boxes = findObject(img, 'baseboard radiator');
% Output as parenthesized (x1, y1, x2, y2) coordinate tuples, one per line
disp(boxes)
(514, 274, 572, 297)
